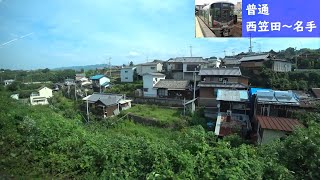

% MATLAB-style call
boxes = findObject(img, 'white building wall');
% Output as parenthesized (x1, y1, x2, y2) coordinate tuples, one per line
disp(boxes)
(99, 77, 111, 86)
(121, 68, 135, 82)
(38, 87, 53, 98)
(261, 129, 287, 144)
(143, 74, 165, 97)
(273, 61, 292, 72)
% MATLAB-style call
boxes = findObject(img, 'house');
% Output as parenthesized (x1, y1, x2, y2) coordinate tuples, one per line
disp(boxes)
(142, 73, 166, 97)
(166, 57, 209, 81)
(30, 95, 49, 105)
(136, 62, 163, 76)
(90, 75, 111, 92)
(153, 79, 192, 99)
(216, 89, 250, 115)
(38, 86, 53, 98)
(271, 59, 292, 72)
(213, 89, 251, 137)
(198, 67, 249, 107)
(239, 53, 292, 72)
(121, 67, 136, 82)
(253, 90, 300, 119)
(29, 86, 53, 105)
(64, 78, 75, 86)
(82, 93, 131, 118)
(75, 73, 86, 81)
(239, 53, 272, 69)
(222, 57, 240, 67)
(4, 79, 14, 86)
(206, 57, 221, 68)
(256, 115, 303, 144)
(215, 112, 251, 137)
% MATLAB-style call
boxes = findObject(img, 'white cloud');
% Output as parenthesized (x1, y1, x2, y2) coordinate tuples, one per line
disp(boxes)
(128, 51, 140, 57)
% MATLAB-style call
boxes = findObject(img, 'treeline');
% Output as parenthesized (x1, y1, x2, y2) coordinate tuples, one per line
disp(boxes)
(0, 69, 76, 83)
(0, 90, 320, 179)
(244, 68, 320, 90)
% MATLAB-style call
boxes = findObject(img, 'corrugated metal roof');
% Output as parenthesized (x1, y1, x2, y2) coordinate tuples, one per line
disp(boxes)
(239, 54, 270, 62)
(90, 74, 105, 80)
(199, 67, 242, 76)
(216, 89, 249, 102)
(168, 57, 207, 63)
(249, 88, 272, 98)
(257, 115, 303, 132)
(154, 79, 189, 90)
(198, 82, 247, 89)
(256, 90, 299, 105)
(311, 88, 320, 98)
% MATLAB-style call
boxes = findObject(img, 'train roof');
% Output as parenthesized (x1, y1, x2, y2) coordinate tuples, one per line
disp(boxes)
(203, 1, 235, 10)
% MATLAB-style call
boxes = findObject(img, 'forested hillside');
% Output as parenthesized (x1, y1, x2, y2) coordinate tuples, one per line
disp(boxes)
(0, 90, 320, 179)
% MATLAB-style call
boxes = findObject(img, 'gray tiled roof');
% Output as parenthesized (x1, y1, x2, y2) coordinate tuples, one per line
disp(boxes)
(198, 67, 242, 76)
(239, 54, 271, 62)
(154, 79, 189, 90)
(143, 72, 166, 76)
(87, 93, 123, 106)
(223, 59, 240, 65)
(198, 82, 247, 89)
(168, 57, 208, 63)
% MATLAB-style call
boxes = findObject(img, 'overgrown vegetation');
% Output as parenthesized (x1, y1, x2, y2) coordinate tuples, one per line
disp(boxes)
(1, 90, 320, 179)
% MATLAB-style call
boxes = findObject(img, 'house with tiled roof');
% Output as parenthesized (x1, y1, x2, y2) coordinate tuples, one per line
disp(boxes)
(82, 93, 131, 118)
(239, 53, 292, 72)
(197, 67, 249, 107)
(166, 57, 209, 81)
(153, 79, 192, 99)
(142, 73, 166, 97)
(136, 61, 163, 76)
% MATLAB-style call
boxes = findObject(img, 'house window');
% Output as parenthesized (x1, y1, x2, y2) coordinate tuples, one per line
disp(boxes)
(158, 89, 166, 97)
(144, 88, 148, 92)
(125, 71, 128, 73)
(150, 67, 156, 70)
(125, 77, 128, 79)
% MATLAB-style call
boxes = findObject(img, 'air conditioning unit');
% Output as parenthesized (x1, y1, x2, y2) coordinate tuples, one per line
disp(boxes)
(226, 110, 232, 116)
(223, 80, 227, 84)
(219, 78, 223, 82)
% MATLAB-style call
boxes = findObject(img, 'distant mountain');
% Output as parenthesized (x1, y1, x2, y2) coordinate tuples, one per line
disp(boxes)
(53, 64, 111, 71)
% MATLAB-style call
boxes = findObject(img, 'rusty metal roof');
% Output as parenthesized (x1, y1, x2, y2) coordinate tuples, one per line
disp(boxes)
(256, 115, 303, 132)
(311, 88, 320, 98)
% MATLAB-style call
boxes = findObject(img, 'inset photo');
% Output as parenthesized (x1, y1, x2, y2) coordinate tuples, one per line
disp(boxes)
(195, 0, 242, 38)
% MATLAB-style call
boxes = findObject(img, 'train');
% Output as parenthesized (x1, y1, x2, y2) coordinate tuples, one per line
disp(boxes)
(198, 1, 237, 37)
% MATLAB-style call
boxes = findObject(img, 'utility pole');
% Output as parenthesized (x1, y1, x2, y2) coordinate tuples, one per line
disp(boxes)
(190, 45, 193, 57)
(108, 57, 112, 77)
(74, 84, 77, 101)
(86, 99, 89, 122)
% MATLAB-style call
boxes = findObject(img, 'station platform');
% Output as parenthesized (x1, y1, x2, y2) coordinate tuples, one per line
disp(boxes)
(195, 16, 216, 38)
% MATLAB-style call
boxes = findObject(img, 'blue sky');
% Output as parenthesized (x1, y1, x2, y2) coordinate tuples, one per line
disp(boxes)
(0, 0, 319, 70)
